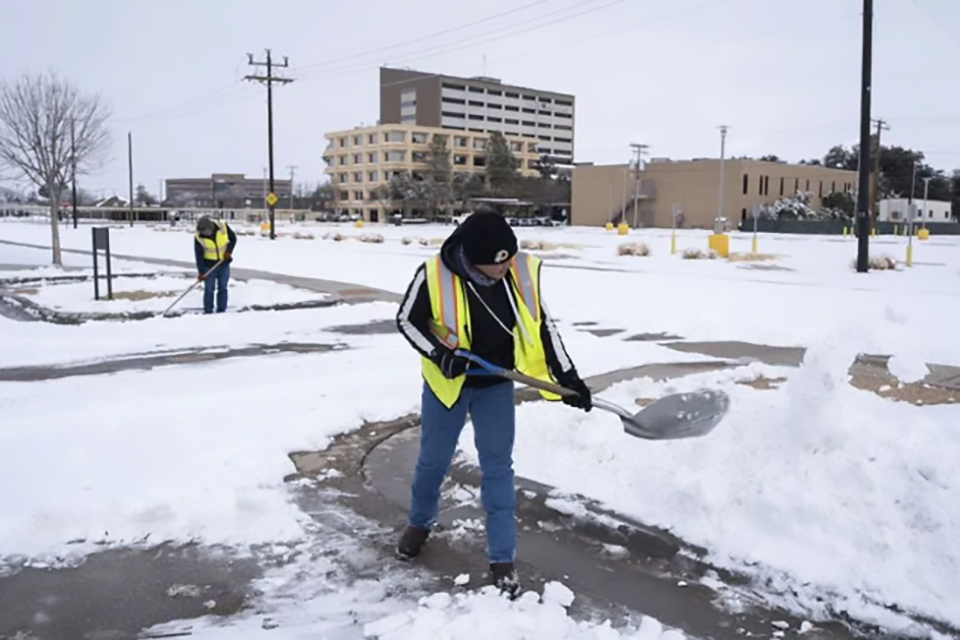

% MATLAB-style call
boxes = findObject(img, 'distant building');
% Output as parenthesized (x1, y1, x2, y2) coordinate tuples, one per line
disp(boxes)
(878, 198, 954, 223)
(164, 173, 292, 209)
(378, 66, 575, 166)
(322, 123, 540, 222)
(571, 158, 858, 229)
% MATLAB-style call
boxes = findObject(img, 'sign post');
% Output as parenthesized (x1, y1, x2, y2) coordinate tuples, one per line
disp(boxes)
(91, 227, 113, 301)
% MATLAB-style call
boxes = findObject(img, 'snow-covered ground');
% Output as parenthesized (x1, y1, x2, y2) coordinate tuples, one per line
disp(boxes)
(8, 273, 330, 315)
(2, 219, 960, 638)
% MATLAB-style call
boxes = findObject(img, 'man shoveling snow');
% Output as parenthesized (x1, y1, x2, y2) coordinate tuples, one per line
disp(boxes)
(395, 212, 593, 597)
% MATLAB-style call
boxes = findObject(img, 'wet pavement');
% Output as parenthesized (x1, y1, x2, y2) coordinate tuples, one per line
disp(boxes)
(0, 545, 260, 640)
(0, 343, 343, 382)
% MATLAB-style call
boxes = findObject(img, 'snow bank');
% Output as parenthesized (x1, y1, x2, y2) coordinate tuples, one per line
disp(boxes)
(364, 584, 686, 640)
(458, 331, 960, 632)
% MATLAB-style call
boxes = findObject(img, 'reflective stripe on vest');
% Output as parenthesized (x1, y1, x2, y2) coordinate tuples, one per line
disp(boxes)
(509, 252, 540, 323)
(196, 221, 229, 262)
(431, 255, 460, 349)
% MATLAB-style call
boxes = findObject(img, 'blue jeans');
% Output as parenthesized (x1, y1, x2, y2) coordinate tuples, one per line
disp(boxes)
(409, 381, 517, 563)
(203, 263, 230, 313)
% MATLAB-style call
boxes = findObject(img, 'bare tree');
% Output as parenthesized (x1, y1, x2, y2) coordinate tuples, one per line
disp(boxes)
(0, 71, 111, 265)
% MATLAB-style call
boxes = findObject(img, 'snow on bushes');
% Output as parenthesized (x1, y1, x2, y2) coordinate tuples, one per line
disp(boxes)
(617, 242, 651, 257)
(682, 248, 718, 260)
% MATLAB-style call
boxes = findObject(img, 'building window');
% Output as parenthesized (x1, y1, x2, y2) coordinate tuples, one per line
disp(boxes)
(468, 100, 484, 107)
(473, 138, 487, 150)
(442, 96, 465, 105)
(468, 86, 484, 93)
(779, 177, 785, 196)
(488, 89, 502, 96)
(339, 190, 349, 201)
(468, 114, 484, 121)
(400, 90, 416, 107)
(353, 191, 363, 201)
(354, 172, 363, 182)
(831, 181, 836, 192)
(412, 151, 427, 163)
(522, 108, 535, 114)
(526, 142, 538, 153)
(537, 110, 552, 117)
(411, 132, 428, 144)
(506, 118, 519, 125)
(339, 156, 348, 166)
(368, 171, 378, 182)
(339, 137, 348, 147)
(742, 174, 749, 195)
(473, 156, 486, 167)
(522, 94, 536, 100)
(818, 181, 823, 197)
(555, 99, 573, 106)
(806, 179, 810, 191)
(488, 116, 502, 123)
(488, 103, 502, 110)
(794, 178, 799, 192)
(353, 153, 362, 164)
(506, 91, 519, 98)
(386, 131, 405, 143)
(555, 112, 573, 119)
(385, 151, 405, 162)
(505, 105, 519, 112)
(401, 114, 416, 123)
(442, 82, 466, 91)
(522, 120, 535, 127)
(510, 142, 522, 152)
(353, 135, 362, 146)
(368, 152, 378, 163)
(454, 154, 468, 166)
(442, 110, 465, 119)
(454, 136, 468, 147)
(368, 133, 378, 144)
(339, 173, 349, 183)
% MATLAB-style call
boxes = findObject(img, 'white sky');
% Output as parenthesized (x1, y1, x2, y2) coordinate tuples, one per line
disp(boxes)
(1, 0, 958, 197)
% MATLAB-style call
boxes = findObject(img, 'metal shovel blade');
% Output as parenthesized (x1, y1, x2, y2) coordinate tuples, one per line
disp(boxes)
(595, 388, 730, 441)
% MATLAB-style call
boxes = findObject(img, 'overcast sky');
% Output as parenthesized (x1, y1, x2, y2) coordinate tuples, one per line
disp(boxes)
(1, 0, 958, 198)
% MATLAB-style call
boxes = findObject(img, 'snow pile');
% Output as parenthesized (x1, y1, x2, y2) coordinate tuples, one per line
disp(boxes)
(458, 332, 960, 632)
(364, 583, 685, 640)
(887, 354, 930, 383)
(16, 275, 329, 314)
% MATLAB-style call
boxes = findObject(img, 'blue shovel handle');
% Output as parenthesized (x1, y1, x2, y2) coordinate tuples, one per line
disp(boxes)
(456, 350, 506, 377)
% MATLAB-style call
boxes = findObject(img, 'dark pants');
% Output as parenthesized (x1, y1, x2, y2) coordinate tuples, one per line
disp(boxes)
(203, 263, 230, 313)
(409, 381, 517, 563)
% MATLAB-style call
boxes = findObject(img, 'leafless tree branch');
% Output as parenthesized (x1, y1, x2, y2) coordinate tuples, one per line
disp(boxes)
(0, 70, 112, 265)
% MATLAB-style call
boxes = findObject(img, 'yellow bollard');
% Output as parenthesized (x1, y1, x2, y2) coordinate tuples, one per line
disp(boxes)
(605, 222, 614, 231)
(751, 234, 758, 254)
(617, 222, 629, 235)
(670, 231, 676, 255)
(708, 233, 729, 258)
(354, 219, 365, 228)
(918, 228, 930, 241)
(842, 226, 848, 238)
(906, 242, 913, 267)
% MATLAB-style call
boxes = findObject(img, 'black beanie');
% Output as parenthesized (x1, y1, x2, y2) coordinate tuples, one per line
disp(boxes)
(460, 212, 518, 265)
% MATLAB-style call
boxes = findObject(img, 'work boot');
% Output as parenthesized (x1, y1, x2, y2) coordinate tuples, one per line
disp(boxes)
(396, 526, 429, 560)
(490, 562, 520, 599)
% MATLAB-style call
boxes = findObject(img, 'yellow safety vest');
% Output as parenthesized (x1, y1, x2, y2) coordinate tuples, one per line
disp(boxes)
(195, 221, 230, 261)
(422, 251, 560, 409)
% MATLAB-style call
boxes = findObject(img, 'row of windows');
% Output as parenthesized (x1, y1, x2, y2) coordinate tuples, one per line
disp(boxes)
(440, 82, 573, 106)
(440, 100, 573, 121)
(743, 174, 855, 198)
(441, 112, 572, 142)
(333, 158, 543, 189)
(327, 139, 538, 168)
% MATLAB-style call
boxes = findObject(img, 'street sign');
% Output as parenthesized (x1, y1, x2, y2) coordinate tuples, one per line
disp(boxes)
(266, 192, 278, 207)
(91, 227, 113, 301)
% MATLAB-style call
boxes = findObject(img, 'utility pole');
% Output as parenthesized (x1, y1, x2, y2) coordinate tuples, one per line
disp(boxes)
(921, 175, 932, 230)
(868, 118, 889, 220)
(127, 132, 134, 227)
(244, 49, 293, 240)
(629, 142, 648, 227)
(70, 119, 78, 229)
(287, 165, 297, 210)
(717, 125, 730, 225)
(855, 0, 874, 273)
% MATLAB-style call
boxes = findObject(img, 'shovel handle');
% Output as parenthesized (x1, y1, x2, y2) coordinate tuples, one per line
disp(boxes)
(161, 259, 224, 316)
(455, 350, 578, 397)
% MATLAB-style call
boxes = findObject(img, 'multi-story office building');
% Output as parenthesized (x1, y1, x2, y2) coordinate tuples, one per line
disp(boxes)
(379, 66, 576, 166)
(322, 123, 540, 222)
(165, 173, 292, 209)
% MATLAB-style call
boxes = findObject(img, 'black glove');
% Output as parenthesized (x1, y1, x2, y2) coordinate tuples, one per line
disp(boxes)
(558, 372, 592, 412)
(438, 350, 469, 379)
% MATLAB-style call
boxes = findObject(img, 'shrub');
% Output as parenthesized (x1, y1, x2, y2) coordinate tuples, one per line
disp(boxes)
(292, 231, 315, 240)
(617, 242, 651, 257)
(682, 248, 718, 260)
(323, 232, 345, 242)
(849, 254, 899, 270)
(728, 252, 777, 262)
(401, 237, 414, 245)
(358, 233, 385, 244)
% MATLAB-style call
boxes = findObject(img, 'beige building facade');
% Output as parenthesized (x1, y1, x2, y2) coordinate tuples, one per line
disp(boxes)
(571, 159, 858, 229)
(322, 123, 540, 221)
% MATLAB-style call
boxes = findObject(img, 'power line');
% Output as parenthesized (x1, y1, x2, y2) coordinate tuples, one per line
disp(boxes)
(907, 0, 960, 46)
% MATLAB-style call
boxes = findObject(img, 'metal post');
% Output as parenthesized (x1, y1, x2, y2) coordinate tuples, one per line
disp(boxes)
(855, 0, 874, 272)
(752, 206, 759, 253)
(127, 132, 135, 226)
(717, 125, 729, 224)
(71, 119, 78, 229)
(104, 229, 113, 300)
(620, 167, 627, 224)
(906, 201, 915, 267)
(922, 176, 931, 229)
(92, 228, 100, 301)
(670, 203, 677, 254)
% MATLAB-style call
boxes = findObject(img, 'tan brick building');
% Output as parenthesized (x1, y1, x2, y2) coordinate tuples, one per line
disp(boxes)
(571, 158, 858, 229)
(322, 123, 540, 221)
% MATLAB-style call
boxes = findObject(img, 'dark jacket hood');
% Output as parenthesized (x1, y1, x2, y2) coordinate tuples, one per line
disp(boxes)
(439, 223, 471, 278)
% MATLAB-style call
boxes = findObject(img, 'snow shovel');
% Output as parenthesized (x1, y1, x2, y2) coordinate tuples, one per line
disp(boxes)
(456, 350, 729, 441)
(161, 259, 224, 317)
